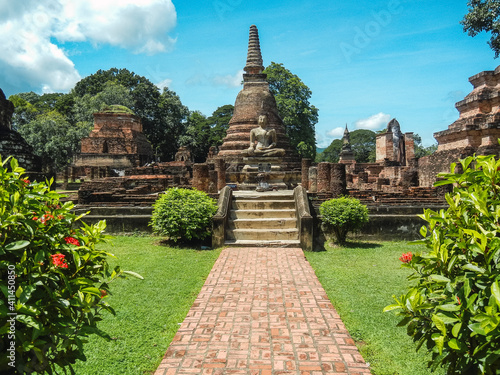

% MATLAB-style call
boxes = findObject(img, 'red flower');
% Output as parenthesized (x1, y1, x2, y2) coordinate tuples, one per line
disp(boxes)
(457, 296, 461, 305)
(40, 214, 54, 225)
(399, 252, 413, 263)
(22, 179, 30, 185)
(64, 237, 80, 246)
(51, 253, 68, 268)
(100, 290, 108, 298)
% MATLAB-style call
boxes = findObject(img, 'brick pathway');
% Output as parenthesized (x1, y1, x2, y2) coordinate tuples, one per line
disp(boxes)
(154, 248, 371, 375)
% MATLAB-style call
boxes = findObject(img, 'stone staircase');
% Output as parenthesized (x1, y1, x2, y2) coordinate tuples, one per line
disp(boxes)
(225, 190, 300, 247)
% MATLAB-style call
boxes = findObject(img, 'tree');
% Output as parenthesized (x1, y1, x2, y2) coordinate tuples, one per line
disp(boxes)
(206, 104, 234, 148)
(16, 111, 91, 173)
(316, 139, 342, 163)
(73, 81, 135, 126)
(10, 92, 75, 130)
(462, 0, 500, 57)
(263, 62, 318, 160)
(317, 129, 376, 163)
(179, 111, 211, 163)
(155, 88, 189, 161)
(414, 133, 438, 158)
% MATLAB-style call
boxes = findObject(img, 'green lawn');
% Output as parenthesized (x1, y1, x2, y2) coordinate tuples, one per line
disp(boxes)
(305, 241, 445, 375)
(69, 237, 444, 375)
(70, 236, 221, 375)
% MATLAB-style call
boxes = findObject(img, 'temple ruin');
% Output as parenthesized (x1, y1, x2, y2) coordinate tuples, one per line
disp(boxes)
(0, 89, 43, 179)
(419, 66, 500, 186)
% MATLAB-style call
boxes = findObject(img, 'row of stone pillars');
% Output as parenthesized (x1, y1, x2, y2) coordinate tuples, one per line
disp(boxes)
(192, 158, 226, 193)
(302, 159, 347, 197)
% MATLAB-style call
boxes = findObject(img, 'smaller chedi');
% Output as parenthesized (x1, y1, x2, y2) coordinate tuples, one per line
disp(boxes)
(0, 88, 42, 177)
(71, 105, 153, 179)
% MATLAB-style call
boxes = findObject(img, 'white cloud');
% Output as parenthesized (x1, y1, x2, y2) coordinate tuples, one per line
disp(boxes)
(354, 112, 391, 130)
(326, 126, 345, 138)
(156, 78, 173, 90)
(0, 0, 177, 92)
(212, 70, 244, 88)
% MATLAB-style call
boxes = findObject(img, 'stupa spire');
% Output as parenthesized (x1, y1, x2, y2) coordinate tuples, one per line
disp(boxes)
(244, 25, 264, 74)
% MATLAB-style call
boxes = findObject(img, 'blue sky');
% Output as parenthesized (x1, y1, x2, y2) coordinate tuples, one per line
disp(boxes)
(0, 0, 496, 147)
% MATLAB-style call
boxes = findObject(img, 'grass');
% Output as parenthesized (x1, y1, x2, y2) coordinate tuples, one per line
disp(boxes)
(69, 236, 221, 375)
(305, 241, 446, 375)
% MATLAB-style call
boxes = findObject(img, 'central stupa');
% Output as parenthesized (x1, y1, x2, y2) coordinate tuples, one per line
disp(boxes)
(218, 25, 296, 163)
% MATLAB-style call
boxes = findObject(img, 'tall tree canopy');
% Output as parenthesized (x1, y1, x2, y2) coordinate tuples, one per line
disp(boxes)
(317, 129, 376, 163)
(462, 0, 500, 57)
(17, 111, 90, 173)
(179, 104, 234, 162)
(263, 62, 318, 160)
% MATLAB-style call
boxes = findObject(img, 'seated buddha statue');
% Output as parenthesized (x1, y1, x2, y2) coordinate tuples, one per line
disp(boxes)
(244, 115, 285, 157)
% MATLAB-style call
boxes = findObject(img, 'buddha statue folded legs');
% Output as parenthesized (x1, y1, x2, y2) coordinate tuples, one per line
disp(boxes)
(243, 115, 286, 157)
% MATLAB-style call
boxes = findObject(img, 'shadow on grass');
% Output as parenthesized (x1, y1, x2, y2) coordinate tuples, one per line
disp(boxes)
(156, 237, 213, 250)
(314, 240, 383, 252)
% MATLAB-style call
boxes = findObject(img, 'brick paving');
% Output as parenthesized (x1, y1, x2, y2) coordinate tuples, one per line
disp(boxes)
(154, 247, 371, 375)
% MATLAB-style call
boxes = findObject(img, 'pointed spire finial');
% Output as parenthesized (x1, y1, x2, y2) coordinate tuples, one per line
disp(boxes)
(244, 25, 264, 74)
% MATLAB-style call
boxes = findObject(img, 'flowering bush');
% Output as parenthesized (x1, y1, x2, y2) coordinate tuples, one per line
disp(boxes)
(0, 157, 140, 374)
(319, 196, 369, 245)
(385, 154, 500, 374)
(150, 187, 218, 243)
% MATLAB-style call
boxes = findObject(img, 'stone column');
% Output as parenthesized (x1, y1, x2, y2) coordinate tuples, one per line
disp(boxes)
(193, 163, 209, 192)
(330, 164, 347, 197)
(308, 167, 318, 193)
(214, 158, 226, 191)
(301, 158, 311, 190)
(317, 162, 331, 193)
(208, 170, 218, 193)
(404, 132, 415, 164)
(62, 167, 69, 190)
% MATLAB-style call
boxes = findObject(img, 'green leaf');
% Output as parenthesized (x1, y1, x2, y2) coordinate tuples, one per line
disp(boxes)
(429, 274, 451, 283)
(462, 263, 486, 274)
(5, 240, 30, 251)
(81, 287, 101, 296)
(448, 338, 461, 350)
(121, 270, 144, 280)
(437, 304, 461, 312)
(468, 323, 486, 336)
(432, 314, 447, 336)
(432, 334, 445, 355)
(492, 280, 500, 308)
(452, 322, 462, 338)
(383, 304, 402, 312)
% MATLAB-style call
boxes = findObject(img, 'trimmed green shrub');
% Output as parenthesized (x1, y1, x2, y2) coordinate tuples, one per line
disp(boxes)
(385, 154, 500, 374)
(319, 196, 369, 245)
(0, 157, 139, 374)
(150, 187, 217, 243)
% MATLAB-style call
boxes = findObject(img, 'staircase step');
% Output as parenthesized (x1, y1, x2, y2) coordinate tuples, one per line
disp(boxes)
(224, 239, 301, 247)
(232, 200, 295, 210)
(226, 228, 299, 241)
(229, 218, 297, 230)
(230, 209, 296, 219)
(232, 191, 294, 200)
